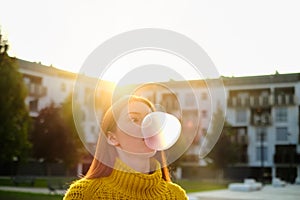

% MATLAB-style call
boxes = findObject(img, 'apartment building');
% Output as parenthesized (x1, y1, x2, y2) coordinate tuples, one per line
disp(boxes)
(136, 74, 300, 183)
(223, 73, 300, 183)
(18, 59, 75, 117)
(18, 59, 114, 154)
(17, 59, 300, 182)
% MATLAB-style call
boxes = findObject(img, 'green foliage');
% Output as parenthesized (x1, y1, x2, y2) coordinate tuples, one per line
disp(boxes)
(174, 179, 227, 193)
(31, 94, 85, 171)
(0, 191, 63, 200)
(0, 52, 31, 164)
(206, 105, 240, 169)
(31, 103, 63, 163)
(60, 94, 86, 169)
(0, 176, 76, 188)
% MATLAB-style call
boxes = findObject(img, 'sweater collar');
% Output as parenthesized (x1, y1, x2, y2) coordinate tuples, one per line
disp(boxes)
(107, 158, 166, 194)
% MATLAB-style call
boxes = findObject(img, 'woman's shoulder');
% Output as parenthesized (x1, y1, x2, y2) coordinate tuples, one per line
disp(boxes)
(165, 181, 188, 199)
(63, 178, 104, 200)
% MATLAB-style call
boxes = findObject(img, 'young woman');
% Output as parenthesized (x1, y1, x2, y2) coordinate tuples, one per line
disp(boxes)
(64, 95, 187, 199)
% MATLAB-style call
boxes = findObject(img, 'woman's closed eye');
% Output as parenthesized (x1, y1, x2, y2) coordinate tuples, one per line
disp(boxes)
(130, 116, 141, 124)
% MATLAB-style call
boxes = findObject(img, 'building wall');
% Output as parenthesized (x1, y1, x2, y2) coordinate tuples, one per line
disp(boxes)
(17, 59, 300, 177)
(19, 62, 75, 117)
(18, 59, 114, 149)
(224, 75, 300, 171)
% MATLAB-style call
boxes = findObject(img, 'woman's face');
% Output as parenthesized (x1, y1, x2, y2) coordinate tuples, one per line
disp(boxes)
(108, 101, 154, 154)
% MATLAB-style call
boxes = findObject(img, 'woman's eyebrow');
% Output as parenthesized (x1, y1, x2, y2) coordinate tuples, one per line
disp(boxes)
(128, 112, 141, 115)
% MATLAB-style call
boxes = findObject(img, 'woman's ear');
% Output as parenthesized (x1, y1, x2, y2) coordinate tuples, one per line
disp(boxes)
(107, 131, 119, 146)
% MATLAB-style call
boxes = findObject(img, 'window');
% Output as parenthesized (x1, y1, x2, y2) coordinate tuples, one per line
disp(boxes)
(61, 83, 66, 92)
(256, 128, 267, 142)
(182, 110, 198, 133)
(185, 93, 195, 107)
(90, 126, 95, 133)
(201, 110, 207, 118)
(84, 88, 93, 105)
(201, 92, 208, 100)
(256, 146, 268, 161)
(237, 127, 247, 144)
(236, 109, 247, 123)
(161, 93, 178, 111)
(29, 99, 38, 112)
(23, 77, 30, 84)
(276, 127, 288, 141)
(275, 107, 287, 122)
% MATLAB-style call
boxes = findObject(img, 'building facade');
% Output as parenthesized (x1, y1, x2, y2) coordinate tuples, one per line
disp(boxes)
(18, 59, 300, 182)
(223, 74, 300, 183)
(129, 74, 300, 183)
(18, 59, 114, 173)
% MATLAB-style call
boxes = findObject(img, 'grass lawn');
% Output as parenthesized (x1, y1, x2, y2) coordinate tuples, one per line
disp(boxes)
(175, 179, 227, 193)
(0, 176, 75, 199)
(0, 176, 227, 199)
(0, 176, 76, 188)
(0, 190, 63, 200)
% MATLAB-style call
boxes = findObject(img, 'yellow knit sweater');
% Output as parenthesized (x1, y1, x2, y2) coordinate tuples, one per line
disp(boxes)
(64, 159, 187, 200)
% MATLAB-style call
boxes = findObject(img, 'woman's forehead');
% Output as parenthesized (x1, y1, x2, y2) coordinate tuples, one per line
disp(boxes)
(128, 101, 151, 112)
(118, 101, 152, 116)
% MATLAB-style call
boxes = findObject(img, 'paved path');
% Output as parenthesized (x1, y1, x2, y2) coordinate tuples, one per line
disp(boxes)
(0, 186, 65, 195)
(1, 184, 300, 199)
(188, 184, 300, 200)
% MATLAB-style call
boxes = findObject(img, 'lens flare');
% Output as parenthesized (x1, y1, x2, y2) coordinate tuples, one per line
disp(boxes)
(72, 28, 226, 172)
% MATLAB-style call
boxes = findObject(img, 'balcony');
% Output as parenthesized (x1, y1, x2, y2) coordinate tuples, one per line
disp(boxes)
(228, 96, 271, 108)
(26, 83, 47, 98)
(274, 94, 295, 106)
(228, 94, 296, 108)
(251, 110, 272, 126)
(228, 97, 250, 107)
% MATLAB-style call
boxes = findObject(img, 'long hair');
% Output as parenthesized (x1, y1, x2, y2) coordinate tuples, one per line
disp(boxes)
(85, 95, 171, 182)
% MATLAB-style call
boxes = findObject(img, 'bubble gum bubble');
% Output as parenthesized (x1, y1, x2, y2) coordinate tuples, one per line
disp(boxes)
(142, 112, 181, 151)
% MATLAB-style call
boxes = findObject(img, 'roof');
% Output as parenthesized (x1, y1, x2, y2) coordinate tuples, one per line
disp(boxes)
(17, 59, 77, 79)
(222, 73, 300, 86)
(16, 57, 300, 86)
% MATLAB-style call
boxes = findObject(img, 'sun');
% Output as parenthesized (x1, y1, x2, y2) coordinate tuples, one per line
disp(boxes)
(100, 49, 204, 86)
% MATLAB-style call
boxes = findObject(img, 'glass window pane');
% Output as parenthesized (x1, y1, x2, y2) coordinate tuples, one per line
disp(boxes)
(276, 127, 288, 141)
(236, 109, 247, 123)
(256, 146, 268, 161)
(275, 108, 287, 122)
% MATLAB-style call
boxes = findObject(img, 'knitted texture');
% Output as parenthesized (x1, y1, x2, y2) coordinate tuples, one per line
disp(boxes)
(64, 159, 187, 200)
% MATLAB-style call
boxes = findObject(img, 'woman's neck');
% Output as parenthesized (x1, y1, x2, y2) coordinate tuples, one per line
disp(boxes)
(116, 147, 156, 173)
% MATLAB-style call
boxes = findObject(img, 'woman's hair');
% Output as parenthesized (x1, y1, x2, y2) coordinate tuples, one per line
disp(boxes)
(85, 95, 171, 182)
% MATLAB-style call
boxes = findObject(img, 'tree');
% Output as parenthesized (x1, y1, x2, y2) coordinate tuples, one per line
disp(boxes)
(32, 95, 85, 174)
(0, 33, 31, 166)
(32, 103, 63, 163)
(206, 105, 240, 178)
(207, 122, 239, 169)
(60, 94, 86, 171)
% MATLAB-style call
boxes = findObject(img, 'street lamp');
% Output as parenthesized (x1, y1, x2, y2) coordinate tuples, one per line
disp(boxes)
(287, 132, 293, 183)
(260, 130, 265, 184)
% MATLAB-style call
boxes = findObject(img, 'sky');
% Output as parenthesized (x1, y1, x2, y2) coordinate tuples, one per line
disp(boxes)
(0, 0, 300, 82)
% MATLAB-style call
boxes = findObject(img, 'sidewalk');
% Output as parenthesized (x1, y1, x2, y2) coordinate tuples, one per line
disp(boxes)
(188, 184, 300, 200)
(1, 184, 300, 199)
(0, 186, 66, 195)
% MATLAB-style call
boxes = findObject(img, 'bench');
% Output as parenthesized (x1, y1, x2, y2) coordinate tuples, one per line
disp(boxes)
(47, 179, 65, 194)
(228, 178, 262, 192)
(272, 177, 286, 187)
(11, 176, 35, 186)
